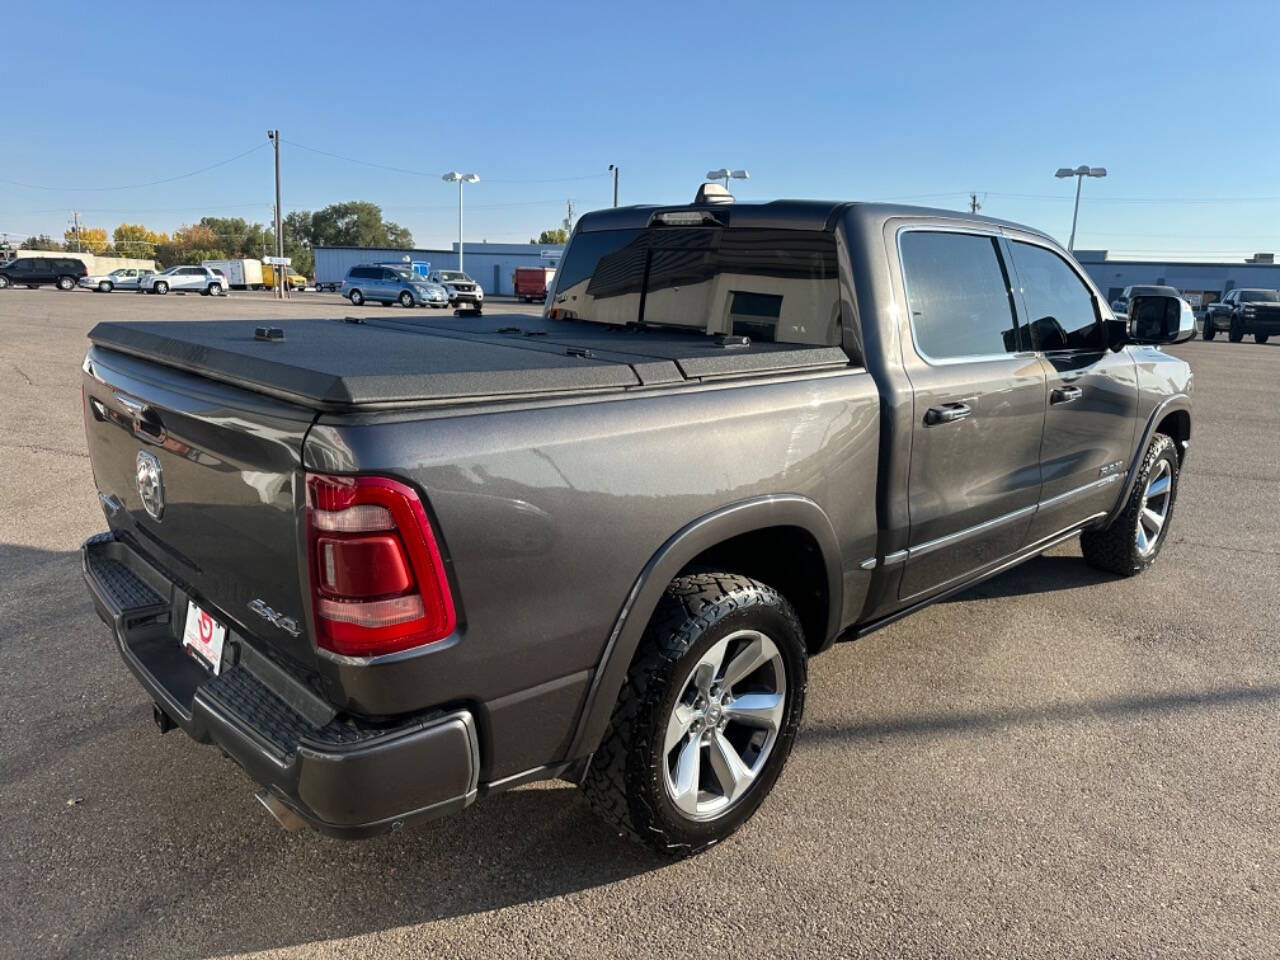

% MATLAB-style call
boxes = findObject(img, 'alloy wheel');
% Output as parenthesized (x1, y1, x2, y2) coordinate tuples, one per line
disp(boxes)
(662, 629, 787, 822)
(1136, 458, 1172, 557)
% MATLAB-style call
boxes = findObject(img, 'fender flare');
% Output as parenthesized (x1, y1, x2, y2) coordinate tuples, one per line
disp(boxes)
(565, 494, 843, 762)
(1106, 392, 1191, 526)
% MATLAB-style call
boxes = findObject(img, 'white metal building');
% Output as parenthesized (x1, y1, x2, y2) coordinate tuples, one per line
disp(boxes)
(1076, 250, 1280, 309)
(314, 242, 563, 296)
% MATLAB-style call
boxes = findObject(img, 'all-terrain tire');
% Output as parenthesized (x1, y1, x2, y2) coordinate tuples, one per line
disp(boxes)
(1201, 319, 1214, 340)
(581, 572, 807, 858)
(1080, 433, 1179, 576)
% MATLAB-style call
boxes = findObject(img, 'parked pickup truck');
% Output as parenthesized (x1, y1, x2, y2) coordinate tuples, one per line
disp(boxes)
(1201, 287, 1280, 343)
(80, 191, 1194, 856)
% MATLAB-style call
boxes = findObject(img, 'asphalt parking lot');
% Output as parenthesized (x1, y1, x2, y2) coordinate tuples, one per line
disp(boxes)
(1, 287, 1277, 959)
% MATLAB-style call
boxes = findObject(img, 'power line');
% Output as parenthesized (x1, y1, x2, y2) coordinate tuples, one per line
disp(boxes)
(0, 143, 269, 192)
(281, 139, 608, 184)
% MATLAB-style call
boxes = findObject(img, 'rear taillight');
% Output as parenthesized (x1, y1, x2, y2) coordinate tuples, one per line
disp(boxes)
(306, 473, 456, 657)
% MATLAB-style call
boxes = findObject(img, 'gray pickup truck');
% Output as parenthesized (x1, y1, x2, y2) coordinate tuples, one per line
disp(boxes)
(80, 190, 1195, 857)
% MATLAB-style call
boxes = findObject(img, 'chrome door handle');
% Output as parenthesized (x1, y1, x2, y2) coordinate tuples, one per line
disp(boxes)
(1050, 385, 1083, 405)
(924, 402, 972, 425)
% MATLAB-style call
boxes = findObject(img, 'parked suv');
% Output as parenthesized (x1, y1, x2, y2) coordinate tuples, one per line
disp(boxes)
(80, 267, 156, 293)
(0, 256, 88, 290)
(139, 266, 226, 296)
(426, 269, 484, 312)
(1202, 288, 1280, 343)
(341, 264, 450, 307)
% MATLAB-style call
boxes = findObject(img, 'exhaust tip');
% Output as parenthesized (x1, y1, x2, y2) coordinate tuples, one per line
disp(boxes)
(256, 791, 307, 833)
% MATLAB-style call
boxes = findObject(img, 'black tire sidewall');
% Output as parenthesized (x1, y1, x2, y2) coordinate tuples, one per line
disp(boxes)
(629, 590, 807, 851)
(1124, 436, 1180, 571)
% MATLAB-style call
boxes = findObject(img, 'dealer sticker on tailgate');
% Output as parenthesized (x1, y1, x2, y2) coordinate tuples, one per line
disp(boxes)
(181, 601, 226, 675)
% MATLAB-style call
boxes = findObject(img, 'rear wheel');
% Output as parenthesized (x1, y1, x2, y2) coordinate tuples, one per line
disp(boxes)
(0, 275, 10, 289)
(399, 290, 414, 307)
(208, 282, 223, 297)
(1081, 433, 1179, 577)
(56, 276, 76, 291)
(348, 289, 364, 306)
(582, 572, 807, 857)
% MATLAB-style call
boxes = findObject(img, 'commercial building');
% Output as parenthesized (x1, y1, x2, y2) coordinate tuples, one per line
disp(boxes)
(1076, 250, 1280, 309)
(314, 241, 563, 296)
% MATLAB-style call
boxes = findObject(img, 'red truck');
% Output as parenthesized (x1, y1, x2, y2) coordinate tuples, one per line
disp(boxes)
(514, 266, 556, 303)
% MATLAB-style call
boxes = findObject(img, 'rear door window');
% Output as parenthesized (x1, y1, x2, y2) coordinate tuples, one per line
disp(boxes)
(551, 227, 841, 345)
(898, 230, 1022, 360)
(1008, 240, 1103, 351)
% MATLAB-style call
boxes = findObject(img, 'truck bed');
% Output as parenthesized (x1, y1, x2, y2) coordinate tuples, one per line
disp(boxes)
(87, 314, 851, 411)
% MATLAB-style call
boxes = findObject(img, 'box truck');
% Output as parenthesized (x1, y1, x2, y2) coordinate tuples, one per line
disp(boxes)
(202, 259, 265, 290)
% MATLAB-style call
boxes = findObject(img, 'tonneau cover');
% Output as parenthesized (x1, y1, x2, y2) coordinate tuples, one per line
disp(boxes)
(88, 314, 850, 410)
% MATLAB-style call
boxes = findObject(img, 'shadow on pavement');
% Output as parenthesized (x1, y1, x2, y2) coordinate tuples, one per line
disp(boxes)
(802, 684, 1280, 744)
(941, 552, 1112, 602)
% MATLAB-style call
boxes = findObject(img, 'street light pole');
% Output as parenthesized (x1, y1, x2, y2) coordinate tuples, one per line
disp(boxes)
(442, 172, 479, 272)
(1055, 164, 1107, 253)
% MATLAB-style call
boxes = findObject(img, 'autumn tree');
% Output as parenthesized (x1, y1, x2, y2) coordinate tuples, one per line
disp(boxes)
(64, 225, 111, 254)
(113, 224, 167, 259)
(532, 228, 568, 244)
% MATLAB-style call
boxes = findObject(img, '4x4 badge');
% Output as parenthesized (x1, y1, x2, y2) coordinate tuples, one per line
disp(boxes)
(248, 599, 301, 637)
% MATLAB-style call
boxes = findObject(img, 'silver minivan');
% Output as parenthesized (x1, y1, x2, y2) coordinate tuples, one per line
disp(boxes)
(342, 265, 450, 308)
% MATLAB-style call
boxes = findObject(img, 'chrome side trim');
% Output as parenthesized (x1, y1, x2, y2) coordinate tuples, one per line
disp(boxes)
(908, 504, 1037, 560)
(1038, 473, 1122, 510)
(858, 557, 877, 571)
(882, 550, 908, 567)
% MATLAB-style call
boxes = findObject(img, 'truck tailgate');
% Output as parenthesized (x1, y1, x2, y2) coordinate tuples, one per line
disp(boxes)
(83, 346, 319, 673)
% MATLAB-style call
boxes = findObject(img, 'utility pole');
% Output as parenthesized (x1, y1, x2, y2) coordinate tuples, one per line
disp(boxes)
(969, 192, 981, 214)
(608, 164, 619, 207)
(268, 130, 283, 298)
(563, 198, 575, 236)
(69, 211, 81, 251)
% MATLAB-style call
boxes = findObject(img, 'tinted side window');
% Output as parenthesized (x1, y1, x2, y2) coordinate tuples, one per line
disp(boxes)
(899, 231, 1021, 360)
(1009, 241, 1102, 351)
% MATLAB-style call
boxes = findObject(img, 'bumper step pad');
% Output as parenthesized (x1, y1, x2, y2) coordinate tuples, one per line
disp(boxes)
(201, 667, 373, 760)
(83, 534, 165, 612)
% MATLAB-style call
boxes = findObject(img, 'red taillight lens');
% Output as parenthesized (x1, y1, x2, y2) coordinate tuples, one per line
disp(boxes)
(306, 473, 456, 657)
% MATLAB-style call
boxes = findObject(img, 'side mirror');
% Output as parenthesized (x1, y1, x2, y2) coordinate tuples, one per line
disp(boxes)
(1127, 294, 1195, 345)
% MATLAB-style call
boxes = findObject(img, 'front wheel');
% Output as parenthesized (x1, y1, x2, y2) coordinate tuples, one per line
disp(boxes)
(154, 281, 169, 295)
(1081, 433, 1179, 576)
(348, 289, 364, 306)
(98, 281, 113, 293)
(0, 275, 9, 289)
(1228, 317, 1243, 342)
(1201, 318, 1215, 340)
(582, 572, 807, 858)
(56, 276, 76, 291)
(399, 290, 414, 307)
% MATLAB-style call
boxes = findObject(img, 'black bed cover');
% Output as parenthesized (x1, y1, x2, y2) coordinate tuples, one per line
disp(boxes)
(87, 313, 850, 411)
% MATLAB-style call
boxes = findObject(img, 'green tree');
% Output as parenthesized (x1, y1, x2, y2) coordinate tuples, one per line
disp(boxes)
(198, 217, 266, 259)
(532, 228, 568, 245)
(307, 201, 413, 250)
(20, 234, 64, 251)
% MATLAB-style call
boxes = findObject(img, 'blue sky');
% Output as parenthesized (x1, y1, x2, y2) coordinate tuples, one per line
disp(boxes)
(3, 0, 1277, 258)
